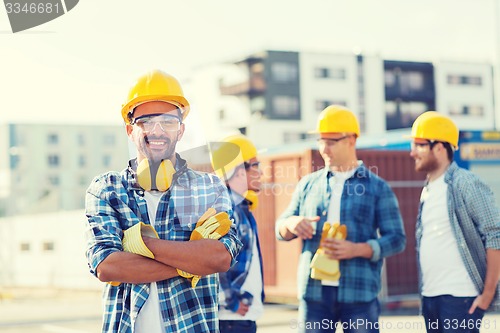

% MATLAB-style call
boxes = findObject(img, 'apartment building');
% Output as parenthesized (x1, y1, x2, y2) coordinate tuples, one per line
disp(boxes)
(187, 50, 495, 148)
(0, 123, 129, 216)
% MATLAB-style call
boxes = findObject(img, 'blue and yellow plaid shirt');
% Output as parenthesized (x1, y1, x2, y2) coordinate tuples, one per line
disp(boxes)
(276, 163, 406, 303)
(85, 155, 242, 333)
(416, 161, 500, 311)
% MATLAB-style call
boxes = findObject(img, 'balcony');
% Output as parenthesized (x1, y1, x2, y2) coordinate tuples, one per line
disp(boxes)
(220, 75, 266, 96)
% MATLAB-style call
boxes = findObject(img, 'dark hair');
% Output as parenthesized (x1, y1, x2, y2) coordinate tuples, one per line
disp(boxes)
(441, 142, 454, 161)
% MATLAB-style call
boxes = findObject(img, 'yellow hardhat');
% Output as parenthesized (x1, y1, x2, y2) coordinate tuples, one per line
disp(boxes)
(121, 70, 190, 124)
(210, 134, 258, 180)
(411, 111, 459, 148)
(312, 105, 360, 137)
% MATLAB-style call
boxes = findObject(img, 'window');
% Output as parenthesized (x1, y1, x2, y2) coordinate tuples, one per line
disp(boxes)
(77, 133, 85, 146)
(78, 155, 86, 167)
(447, 74, 482, 86)
(271, 62, 298, 83)
(20, 242, 30, 252)
(47, 133, 59, 145)
(314, 67, 346, 79)
(272, 96, 299, 118)
(386, 101, 428, 130)
(315, 100, 346, 112)
(42, 241, 55, 251)
(103, 155, 112, 167)
(384, 71, 396, 87)
(48, 154, 60, 167)
(315, 67, 329, 78)
(449, 104, 484, 116)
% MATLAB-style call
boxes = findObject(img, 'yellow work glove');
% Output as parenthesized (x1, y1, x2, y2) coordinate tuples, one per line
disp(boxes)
(176, 208, 232, 287)
(108, 222, 159, 287)
(310, 223, 347, 282)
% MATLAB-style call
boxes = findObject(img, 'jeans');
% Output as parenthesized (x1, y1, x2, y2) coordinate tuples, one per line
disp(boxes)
(219, 320, 256, 333)
(422, 295, 486, 333)
(298, 286, 380, 333)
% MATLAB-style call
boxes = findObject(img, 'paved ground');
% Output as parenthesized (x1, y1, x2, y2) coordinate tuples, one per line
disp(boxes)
(1, 287, 499, 332)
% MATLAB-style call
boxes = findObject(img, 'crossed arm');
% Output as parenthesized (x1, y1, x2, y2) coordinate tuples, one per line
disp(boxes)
(96, 238, 231, 284)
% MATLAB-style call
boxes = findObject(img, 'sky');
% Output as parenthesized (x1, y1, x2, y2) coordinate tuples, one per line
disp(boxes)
(1, 0, 499, 132)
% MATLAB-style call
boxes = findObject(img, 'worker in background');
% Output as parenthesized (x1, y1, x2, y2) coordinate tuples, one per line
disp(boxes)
(210, 134, 265, 333)
(409, 111, 500, 333)
(276, 105, 406, 333)
(84, 69, 241, 333)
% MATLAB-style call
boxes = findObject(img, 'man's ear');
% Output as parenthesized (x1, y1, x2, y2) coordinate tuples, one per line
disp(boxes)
(126, 124, 133, 137)
(177, 123, 186, 141)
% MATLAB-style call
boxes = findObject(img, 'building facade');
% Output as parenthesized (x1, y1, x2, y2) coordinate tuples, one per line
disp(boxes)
(188, 50, 495, 148)
(0, 123, 129, 216)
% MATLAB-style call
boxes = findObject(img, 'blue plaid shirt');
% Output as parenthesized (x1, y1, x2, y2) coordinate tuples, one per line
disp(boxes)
(85, 155, 242, 333)
(416, 162, 500, 311)
(219, 191, 264, 311)
(276, 164, 406, 303)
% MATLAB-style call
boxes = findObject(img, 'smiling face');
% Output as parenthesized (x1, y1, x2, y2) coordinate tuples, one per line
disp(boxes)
(410, 139, 439, 173)
(126, 101, 185, 163)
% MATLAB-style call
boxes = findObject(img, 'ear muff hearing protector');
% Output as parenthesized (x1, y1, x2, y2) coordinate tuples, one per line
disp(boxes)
(243, 190, 259, 211)
(137, 159, 176, 191)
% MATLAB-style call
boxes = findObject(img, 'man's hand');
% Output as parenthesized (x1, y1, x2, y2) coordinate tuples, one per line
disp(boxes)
(468, 293, 493, 314)
(236, 301, 250, 316)
(323, 239, 358, 260)
(285, 216, 320, 240)
(176, 208, 231, 287)
(310, 223, 347, 281)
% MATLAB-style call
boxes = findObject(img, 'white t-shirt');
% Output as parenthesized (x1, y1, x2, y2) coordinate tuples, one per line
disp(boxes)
(322, 168, 357, 287)
(419, 174, 478, 297)
(218, 235, 264, 321)
(133, 191, 163, 333)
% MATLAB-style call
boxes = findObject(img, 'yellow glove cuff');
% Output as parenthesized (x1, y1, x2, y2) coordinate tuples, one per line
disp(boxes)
(122, 222, 159, 259)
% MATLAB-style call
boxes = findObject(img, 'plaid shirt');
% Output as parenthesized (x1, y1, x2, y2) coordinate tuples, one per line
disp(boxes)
(85, 155, 242, 333)
(276, 164, 406, 303)
(219, 191, 264, 311)
(416, 161, 500, 311)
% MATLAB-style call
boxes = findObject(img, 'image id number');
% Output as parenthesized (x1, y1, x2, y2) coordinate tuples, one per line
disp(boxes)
(5, 2, 61, 14)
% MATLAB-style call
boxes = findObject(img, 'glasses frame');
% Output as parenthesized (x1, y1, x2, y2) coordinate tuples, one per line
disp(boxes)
(244, 161, 261, 170)
(317, 135, 350, 146)
(411, 140, 438, 151)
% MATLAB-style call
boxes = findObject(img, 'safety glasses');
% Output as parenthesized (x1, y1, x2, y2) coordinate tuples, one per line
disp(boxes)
(131, 114, 181, 133)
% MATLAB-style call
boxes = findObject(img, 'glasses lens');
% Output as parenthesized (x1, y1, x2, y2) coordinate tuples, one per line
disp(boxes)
(134, 114, 180, 132)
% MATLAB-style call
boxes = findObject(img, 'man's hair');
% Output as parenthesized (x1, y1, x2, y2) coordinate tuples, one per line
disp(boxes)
(442, 142, 454, 162)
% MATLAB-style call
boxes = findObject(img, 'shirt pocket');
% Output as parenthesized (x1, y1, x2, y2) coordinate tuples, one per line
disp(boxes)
(173, 214, 198, 232)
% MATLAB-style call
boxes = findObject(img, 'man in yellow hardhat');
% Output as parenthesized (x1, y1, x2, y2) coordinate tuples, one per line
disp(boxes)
(84, 69, 241, 333)
(276, 105, 406, 333)
(409, 111, 500, 332)
(210, 134, 264, 333)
